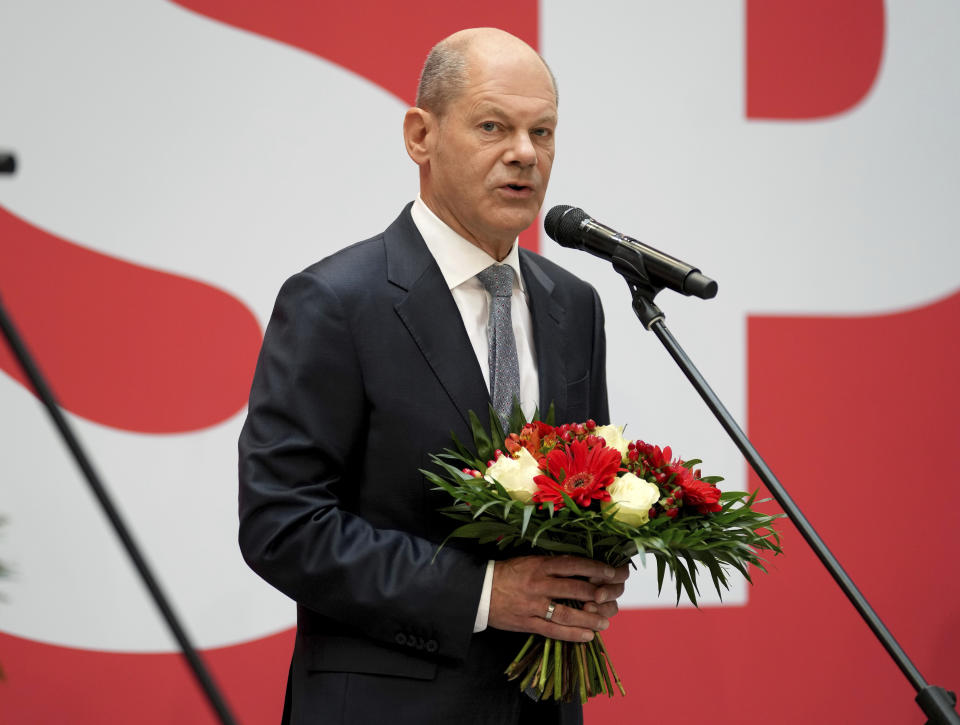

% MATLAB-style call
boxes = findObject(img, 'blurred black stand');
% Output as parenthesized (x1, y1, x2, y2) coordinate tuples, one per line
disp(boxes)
(0, 149, 238, 725)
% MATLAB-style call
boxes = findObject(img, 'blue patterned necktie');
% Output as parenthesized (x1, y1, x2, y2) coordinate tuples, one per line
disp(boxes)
(476, 264, 521, 432)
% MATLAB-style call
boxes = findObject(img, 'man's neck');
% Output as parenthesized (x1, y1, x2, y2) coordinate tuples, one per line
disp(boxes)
(419, 195, 514, 262)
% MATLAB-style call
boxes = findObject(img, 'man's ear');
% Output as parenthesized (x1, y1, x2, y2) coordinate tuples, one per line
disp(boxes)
(403, 107, 434, 165)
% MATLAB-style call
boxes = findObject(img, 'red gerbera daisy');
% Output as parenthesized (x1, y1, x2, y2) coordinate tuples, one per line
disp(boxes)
(678, 477, 723, 514)
(533, 439, 622, 508)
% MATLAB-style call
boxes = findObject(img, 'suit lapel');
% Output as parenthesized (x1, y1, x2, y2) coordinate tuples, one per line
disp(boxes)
(387, 206, 490, 429)
(520, 251, 567, 419)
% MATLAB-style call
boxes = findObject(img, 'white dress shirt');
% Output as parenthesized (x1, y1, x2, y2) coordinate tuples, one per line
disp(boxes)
(410, 196, 540, 633)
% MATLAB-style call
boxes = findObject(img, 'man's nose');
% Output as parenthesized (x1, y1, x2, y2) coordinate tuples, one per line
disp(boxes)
(504, 131, 538, 167)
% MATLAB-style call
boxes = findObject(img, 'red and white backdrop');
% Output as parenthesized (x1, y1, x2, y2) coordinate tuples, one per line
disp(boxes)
(1, 1, 957, 722)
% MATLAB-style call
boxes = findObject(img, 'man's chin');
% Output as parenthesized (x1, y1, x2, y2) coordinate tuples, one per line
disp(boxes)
(490, 209, 541, 237)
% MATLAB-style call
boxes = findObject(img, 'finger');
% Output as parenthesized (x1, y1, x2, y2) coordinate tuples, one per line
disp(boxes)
(593, 582, 625, 604)
(535, 621, 598, 643)
(546, 602, 610, 633)
(539, 576, 600, 603)
(591, 601, 619, 619)
(587, 564, 630, 585)
(581, 601, 617, 615)
(542, 555, 617, 582)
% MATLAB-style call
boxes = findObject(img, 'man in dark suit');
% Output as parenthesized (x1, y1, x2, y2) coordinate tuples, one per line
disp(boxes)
(238, 28, 629, 724)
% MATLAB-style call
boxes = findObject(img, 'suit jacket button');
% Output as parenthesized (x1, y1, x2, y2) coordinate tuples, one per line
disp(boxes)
(425, 639, 438, 653)
(395, 633, 407, 646)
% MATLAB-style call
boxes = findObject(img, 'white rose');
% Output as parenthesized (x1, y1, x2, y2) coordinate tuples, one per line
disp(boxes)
(485, 447, 541, 503)
(595, 424, 630, 459)
(603, 472, 661, 527)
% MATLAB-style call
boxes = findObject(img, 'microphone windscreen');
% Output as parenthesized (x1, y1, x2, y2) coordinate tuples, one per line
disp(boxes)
(544, 205, 588, 248)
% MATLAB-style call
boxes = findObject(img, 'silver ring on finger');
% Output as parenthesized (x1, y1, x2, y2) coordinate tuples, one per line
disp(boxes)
(544, 601, 557, 621)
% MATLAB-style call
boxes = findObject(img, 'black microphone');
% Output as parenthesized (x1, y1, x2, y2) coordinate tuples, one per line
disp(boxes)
(544, 205, 717, 300)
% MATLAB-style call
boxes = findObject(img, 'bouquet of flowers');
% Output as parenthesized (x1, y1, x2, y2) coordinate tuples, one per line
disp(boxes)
(424, 407, 782, 704)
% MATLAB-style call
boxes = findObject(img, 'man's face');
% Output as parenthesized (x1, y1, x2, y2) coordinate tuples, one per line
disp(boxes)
(423, 49, 557, 252)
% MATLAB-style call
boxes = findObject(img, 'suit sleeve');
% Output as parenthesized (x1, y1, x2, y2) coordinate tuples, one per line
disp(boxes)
(238, 270, 484, 660)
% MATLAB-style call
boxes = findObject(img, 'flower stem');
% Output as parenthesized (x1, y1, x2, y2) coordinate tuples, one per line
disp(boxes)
(505, 634, 537, 679)
(553, 639, 562, 699)
(596, 633, 625, 696)
(538, 636, 551, 693)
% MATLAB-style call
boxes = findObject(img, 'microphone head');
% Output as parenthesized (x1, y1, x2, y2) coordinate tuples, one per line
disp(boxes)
(543, 205, 588, 248)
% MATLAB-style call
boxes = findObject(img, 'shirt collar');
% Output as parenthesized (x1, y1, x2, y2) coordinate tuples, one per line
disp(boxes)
(411, 196, 525, 293)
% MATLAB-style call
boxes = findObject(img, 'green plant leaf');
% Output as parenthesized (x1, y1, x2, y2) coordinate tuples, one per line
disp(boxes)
(469, 409, 494, 462)
(508, 399, 527, 434)
(521, 504, 535, 538)
(543, 402, 556, 426)
(487, 406, 506, 452)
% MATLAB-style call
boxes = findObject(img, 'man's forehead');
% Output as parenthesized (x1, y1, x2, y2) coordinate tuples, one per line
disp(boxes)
(469, 97, 558, 123)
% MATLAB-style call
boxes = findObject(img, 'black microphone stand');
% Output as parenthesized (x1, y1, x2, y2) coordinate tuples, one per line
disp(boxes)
(0, 151, 237, 725)
(609, 247, 959, 725)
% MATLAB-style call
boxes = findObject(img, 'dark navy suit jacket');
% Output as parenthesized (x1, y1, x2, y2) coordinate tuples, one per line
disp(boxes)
(238, 205, 609, 724)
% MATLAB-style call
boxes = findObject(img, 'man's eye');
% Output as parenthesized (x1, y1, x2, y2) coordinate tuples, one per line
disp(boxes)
(532, 128, 552, 138)
(480, 122, 498, 132)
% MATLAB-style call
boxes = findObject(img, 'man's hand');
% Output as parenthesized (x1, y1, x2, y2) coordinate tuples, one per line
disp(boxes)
(488, 555, 630, 642)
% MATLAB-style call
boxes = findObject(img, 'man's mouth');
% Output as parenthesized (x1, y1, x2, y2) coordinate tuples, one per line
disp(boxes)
(500, 183, 534, 198)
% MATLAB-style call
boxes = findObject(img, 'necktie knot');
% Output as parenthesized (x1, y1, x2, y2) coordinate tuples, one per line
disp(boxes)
(476, 264, 515, 298)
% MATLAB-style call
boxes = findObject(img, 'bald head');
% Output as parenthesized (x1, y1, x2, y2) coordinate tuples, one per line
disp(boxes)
(415, 28, 557, 116)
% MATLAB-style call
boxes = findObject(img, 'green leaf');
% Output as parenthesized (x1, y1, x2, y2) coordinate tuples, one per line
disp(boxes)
(469, 409, 494, 462)
(472, 500, 501, 519)
(674, 559, 699, 606)
(533, 537, 588, 554)
(447, 521, 514, 540)
(487, 406, 506, 452)
(521, 504, 535, 538)
(507, 398, 527, 435)
(448, 431, 476, 461)
(558, 491, 582, 517)
(530, 517, 563, 547)
(682, 551, 701, 597)
(543, 402, 556, 426)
